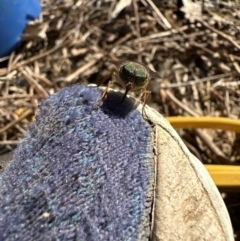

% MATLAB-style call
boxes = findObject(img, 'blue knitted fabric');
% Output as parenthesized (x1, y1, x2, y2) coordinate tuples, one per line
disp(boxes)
(0, 85, 154, 241)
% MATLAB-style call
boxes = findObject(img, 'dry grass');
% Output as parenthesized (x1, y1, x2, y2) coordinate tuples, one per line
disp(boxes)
(0, 0, 240, 237)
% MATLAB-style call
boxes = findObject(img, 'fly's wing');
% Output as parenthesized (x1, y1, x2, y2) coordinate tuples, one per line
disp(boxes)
(147, 67, 161, 79)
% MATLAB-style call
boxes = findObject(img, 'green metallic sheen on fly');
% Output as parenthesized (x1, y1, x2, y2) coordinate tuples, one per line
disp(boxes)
(98, 61, 159, 107)
(119, 62, 148, 87)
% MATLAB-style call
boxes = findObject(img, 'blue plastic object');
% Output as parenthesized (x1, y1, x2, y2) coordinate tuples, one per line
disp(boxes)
(0, 0, 41, 58)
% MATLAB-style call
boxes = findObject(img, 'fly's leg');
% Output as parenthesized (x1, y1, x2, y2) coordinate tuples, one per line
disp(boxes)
(140, 89, 151, 118)
(97, 72, 112, 100)
(101, 80, 114, 101)
(139, 78, 151, 117)
(97, 71, 120, 101)
(92, 72, 112, 109)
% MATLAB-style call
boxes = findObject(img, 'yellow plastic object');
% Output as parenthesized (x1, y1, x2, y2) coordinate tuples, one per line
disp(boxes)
(166, 117, 240, 133)
(166, 116, 240, 190)
(205, 165, 240, 190)
(15, 108, 35, 121)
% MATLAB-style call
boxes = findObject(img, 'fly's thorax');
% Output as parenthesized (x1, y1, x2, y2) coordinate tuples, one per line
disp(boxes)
(119, 62, 149, 89)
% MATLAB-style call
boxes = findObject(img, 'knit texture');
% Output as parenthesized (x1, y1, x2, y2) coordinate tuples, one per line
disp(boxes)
(0, 85, 154, 241)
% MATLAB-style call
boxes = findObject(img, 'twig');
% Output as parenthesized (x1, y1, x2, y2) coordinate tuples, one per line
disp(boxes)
(21, 68, 49, 98)
(145, 0, 172, 30)
(162, 74, 231, 88)
(0, 39, 72, 76)
(194, 129, 228, 164)
(30, 72, 53, 86)
(132, 0, 142, 63)
(0, 140, 20, 145)
(0, 94, 38, 100)
(7, 52, 15, 74)
(166, 90, 199, 116)
(199, 19, 240, 50)
(0, 109, 32, 134)
(65, 55, 103, 82)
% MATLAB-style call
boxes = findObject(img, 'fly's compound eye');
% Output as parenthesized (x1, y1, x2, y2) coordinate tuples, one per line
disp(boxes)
(134, 66, 148, 87)
(119, 62, 148, 87)
(119, 63, 135, 81)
